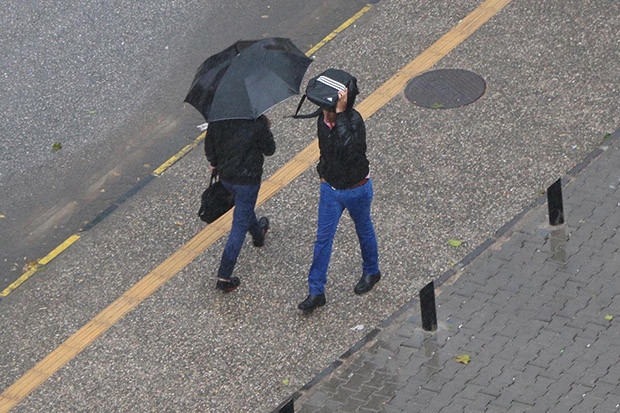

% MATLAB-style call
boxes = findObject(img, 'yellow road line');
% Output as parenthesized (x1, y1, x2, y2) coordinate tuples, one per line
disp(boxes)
(305, 4, 372, 57)
(0, 235, 81, 297)
(152, 133, 206, 176)
(0, 1, 512, 410)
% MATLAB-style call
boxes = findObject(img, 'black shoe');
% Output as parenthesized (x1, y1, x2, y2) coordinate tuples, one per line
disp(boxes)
(354, 272, 381, 295)
(216, 277, 240, 292)
(253, 217, 270, 247)
(297, 294, 326, 312)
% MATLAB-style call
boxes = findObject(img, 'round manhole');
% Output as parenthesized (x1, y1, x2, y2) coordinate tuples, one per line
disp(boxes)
(405, 69, 486, 109)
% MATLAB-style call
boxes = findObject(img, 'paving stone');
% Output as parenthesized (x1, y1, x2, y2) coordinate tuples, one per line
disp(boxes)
(339, 396, 366, 412)
(437, 398, 471, 413)
(457, 383, 486, 401)
(313, 376, 347, 397)
(359, 392, 388, 412)
(469, 362, 505, 388)
(594, 398, 620, 413)
(384, 392, 411, 410)
(507, 401, 535, 412)
(489, 392, 516, 410)
(303, 391, 329, 408)
(467, 392, 496, 411)
(372, 381, 400, 399)
(381, 405, 406, 413)
(330, 386, 362, 405)
(353, 361, 380, 380)
(362, 371, 390, 390)
(575, 393, 610, 412)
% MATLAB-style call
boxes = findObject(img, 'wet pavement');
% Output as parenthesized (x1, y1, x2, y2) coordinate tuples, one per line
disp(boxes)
(293, 131, 620, 412)
(1, 0, 619, 412)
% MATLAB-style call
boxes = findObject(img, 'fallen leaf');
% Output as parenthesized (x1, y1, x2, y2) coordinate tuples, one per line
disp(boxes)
(52, 142, 62, 151)
(88, 110, 96, 114)
(282, 378, 290, 385)
(23, 260, 38, 272)
(455, 354, 470, 365)
(175, 221, 183, 226)
(0, 214, 5, 218)
(448, 239, 463, 247)
(604, 315, 613, 321)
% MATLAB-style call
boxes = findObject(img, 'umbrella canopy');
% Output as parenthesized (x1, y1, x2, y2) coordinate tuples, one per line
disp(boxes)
(184, 37, 313, 122)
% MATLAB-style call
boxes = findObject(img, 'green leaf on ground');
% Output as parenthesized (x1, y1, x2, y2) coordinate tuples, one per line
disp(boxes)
(455, 354, 470, 365)
(282, 378, 290, 385)
(448, 239, 463, 247)
(604, 314, 613, 321)
(52, 142, 62, 151)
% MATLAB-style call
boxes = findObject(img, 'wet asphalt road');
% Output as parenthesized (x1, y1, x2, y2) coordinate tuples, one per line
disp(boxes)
(0, 0, 368, 289)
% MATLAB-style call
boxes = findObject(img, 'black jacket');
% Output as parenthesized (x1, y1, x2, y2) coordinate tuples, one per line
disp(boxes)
(316, 109, 369, 189)
(204, 116, 276, 185)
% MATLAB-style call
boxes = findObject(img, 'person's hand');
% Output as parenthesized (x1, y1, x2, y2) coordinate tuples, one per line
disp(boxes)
(335, 88, 348, 113)
(209, 165, 216, 174)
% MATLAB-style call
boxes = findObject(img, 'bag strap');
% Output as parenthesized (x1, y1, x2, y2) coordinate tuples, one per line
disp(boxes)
(290, 94, 322, 119)
(210, 170, 219, 185)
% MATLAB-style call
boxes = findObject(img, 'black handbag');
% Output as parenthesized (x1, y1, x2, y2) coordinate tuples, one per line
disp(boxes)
(198, 171, 235, 223)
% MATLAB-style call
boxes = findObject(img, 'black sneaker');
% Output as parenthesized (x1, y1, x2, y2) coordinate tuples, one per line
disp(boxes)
(253, 217, 270, 247)
(216, 277, 240, 292)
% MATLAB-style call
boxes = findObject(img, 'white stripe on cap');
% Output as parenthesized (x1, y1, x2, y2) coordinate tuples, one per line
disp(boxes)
(316, 76, 347, 91)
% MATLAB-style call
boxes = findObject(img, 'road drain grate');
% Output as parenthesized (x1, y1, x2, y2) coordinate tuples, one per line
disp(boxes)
(404, 69, 486, 109)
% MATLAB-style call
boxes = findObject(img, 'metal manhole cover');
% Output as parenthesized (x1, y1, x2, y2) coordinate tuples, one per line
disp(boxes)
(405, 69, 486, 109)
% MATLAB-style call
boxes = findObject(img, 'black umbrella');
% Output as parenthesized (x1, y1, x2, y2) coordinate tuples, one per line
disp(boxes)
(184, 37, 313, 122)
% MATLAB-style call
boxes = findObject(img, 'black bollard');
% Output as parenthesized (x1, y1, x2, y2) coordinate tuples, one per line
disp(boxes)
(279, 398, 294, 413)
(420, 281, 438, 332)
(547, 178, 564, 226)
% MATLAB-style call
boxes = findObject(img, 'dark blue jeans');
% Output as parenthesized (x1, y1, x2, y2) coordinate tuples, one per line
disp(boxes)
(307, 178, 379, 295)
(217, 180, 262, 280)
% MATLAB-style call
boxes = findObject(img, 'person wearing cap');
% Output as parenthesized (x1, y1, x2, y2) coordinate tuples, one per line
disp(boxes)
(204, 115, 275, 292)
(298, 79, 381, 312)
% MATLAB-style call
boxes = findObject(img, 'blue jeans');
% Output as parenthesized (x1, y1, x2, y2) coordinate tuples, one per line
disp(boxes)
(307, 179, 379, 295)
(217, 180, 262, 279)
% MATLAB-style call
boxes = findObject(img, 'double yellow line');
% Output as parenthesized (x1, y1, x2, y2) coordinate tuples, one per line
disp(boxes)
(0, 1, 512, 410)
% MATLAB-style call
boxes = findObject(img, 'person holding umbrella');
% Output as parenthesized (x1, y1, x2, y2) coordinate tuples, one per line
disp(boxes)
(185, 38, 312, 292)
(204, 116, 275, 292)
(296, 69, 381, 312)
